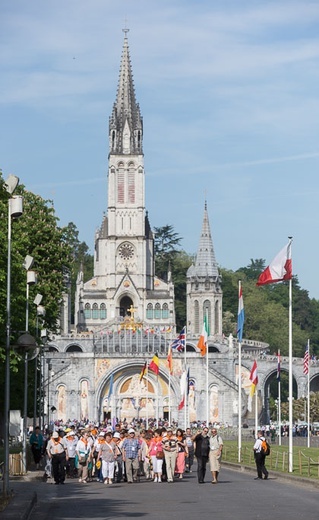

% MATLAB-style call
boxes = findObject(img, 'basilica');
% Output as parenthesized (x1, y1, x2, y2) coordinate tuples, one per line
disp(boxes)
(46, 32, 271, 428)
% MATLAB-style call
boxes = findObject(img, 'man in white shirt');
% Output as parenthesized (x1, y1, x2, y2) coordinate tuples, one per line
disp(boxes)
(253, 430, 269, 480)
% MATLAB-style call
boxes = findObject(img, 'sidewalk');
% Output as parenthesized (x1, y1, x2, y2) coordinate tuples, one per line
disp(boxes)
(1, 470, 43, 520)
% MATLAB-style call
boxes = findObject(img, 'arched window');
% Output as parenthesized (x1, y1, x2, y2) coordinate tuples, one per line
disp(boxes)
(100, 303, 107, 320)
(203, 300, 211, 333)
(162, 303, 169, 319)
(84, 303, 91, 319)
(66, 344, 83, 353)
(146, 303, 153, 319)
(194, 300, 199, 334)
(92, 303, 99, 319)
(117, 162, 125, 203)
(214, 300, 220, 335)
(128, 162, 135, 204)
(154, 303, 161, 319)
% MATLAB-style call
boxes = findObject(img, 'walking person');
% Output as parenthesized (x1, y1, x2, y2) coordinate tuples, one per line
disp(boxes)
(99, 431, 116, 484)
(253, 430, 269, 480)
(175, 428, 188, 479)
(149, 429, 164, 482)
(64, 430, 78, 478)
(76, 430, 91, 484)
(209, 427, 223, 483)
(46, 431, 68, 485)
(185, 427, 194, 473)
(162, 429, 178, 482)
(193, 427, 210, 483)
(112, 432, 124, 482)
(29, 426, 44, 470)
(122, 428, 141, 483)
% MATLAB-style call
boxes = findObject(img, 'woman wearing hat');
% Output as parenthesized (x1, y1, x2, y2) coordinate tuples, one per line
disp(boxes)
(46, 431, 68, 485)
(113, 432, 124, 483)
(76, 430, 91, 483)
(65, 430, 78, 478)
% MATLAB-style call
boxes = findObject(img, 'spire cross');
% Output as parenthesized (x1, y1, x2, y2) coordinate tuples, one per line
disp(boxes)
(123, 19, 129, 38)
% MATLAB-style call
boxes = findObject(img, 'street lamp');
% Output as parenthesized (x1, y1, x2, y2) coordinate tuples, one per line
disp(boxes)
(16, 332, 37, 473)
(33, 295, 45, 430)
(22, 256, 37, 472)
(3, 175, 23, 498)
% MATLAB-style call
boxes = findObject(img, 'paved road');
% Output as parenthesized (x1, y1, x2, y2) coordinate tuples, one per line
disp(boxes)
(25, 467, 318, 520)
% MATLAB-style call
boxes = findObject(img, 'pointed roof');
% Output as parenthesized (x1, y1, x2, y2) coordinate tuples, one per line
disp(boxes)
(109, 29, 143, 154)
(193, 201, 219, 278)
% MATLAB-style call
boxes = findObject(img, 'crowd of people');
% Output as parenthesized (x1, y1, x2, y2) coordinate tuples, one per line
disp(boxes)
(29, 422, 224, 486)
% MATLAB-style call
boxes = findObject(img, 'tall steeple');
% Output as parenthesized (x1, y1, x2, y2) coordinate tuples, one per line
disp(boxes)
(186, 201, 222, 336)
(194, 200, 219, 278)
(109, 29, 143, 155)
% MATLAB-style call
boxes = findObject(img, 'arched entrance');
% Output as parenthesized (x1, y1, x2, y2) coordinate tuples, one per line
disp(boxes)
(264, 369, 297, 424)
(98, 365, 179, 424)
(119, 295, 133, 317)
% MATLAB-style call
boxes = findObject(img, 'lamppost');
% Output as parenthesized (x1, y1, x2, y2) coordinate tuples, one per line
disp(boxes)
(3, 175, 23, 498)
(16, 332, 37, 473)
(21, 256, 37, 472)
(33, 294, 45, 430)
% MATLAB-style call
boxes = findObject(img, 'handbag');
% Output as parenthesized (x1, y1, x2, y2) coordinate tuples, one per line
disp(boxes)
(78, 453, 88, 464)
(156, 451, 164, 459)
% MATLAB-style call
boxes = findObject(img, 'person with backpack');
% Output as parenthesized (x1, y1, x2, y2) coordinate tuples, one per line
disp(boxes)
(253, 430, 269, 480)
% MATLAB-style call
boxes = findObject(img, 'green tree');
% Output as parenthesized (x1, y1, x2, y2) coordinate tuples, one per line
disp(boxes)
(62, 222, 93, 322)
(171, 251, 193, 330)
(0, 180, 73, 412)
(154, 225, 182, 281)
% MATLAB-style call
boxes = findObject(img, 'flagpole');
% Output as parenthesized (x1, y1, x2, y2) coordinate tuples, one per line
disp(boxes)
(205, 314, 209, 427)
(238, 337, 242, 462)
(255, 387, 258, 436)
(278, 350, 282, 447)
(156, 372, 159, 429)
(168, 367, 171, 426)
(146, 365, 149, 429)
(184, 326, 187, 429)
(307, 339, 310, 449)
(237, 280, 244, 463)
(288, 273, 293, 472)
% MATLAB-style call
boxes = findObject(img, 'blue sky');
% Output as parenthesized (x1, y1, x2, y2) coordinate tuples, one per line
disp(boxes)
(1, 0, 319, 298)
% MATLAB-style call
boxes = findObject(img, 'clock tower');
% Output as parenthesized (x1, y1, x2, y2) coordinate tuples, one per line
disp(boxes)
(75, 31, 175, 331)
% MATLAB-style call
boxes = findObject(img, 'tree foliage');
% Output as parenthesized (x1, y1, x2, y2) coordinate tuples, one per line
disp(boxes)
(154, 225, 183, 281)
(62, 222, 93, 322)
(154, 225, 191, 329)
(0, 179, 74, 412)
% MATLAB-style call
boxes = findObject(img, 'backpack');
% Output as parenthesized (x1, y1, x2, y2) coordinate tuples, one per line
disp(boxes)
(261, 438, 270, 456)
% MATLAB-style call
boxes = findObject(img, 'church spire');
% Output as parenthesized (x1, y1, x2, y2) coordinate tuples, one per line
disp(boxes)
(194, 201, 219, 277)
(109, 29, 143, 155)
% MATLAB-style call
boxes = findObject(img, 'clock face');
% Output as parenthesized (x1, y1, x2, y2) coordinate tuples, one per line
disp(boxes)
(118, 242, 134, 261)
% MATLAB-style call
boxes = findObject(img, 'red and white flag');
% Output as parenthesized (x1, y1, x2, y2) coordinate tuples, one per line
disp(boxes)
(178, 370, 187, 410)
(257, 240, 292, 286)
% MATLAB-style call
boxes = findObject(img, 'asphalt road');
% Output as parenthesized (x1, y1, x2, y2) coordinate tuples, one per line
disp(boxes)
(26, 467, 319, 520)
